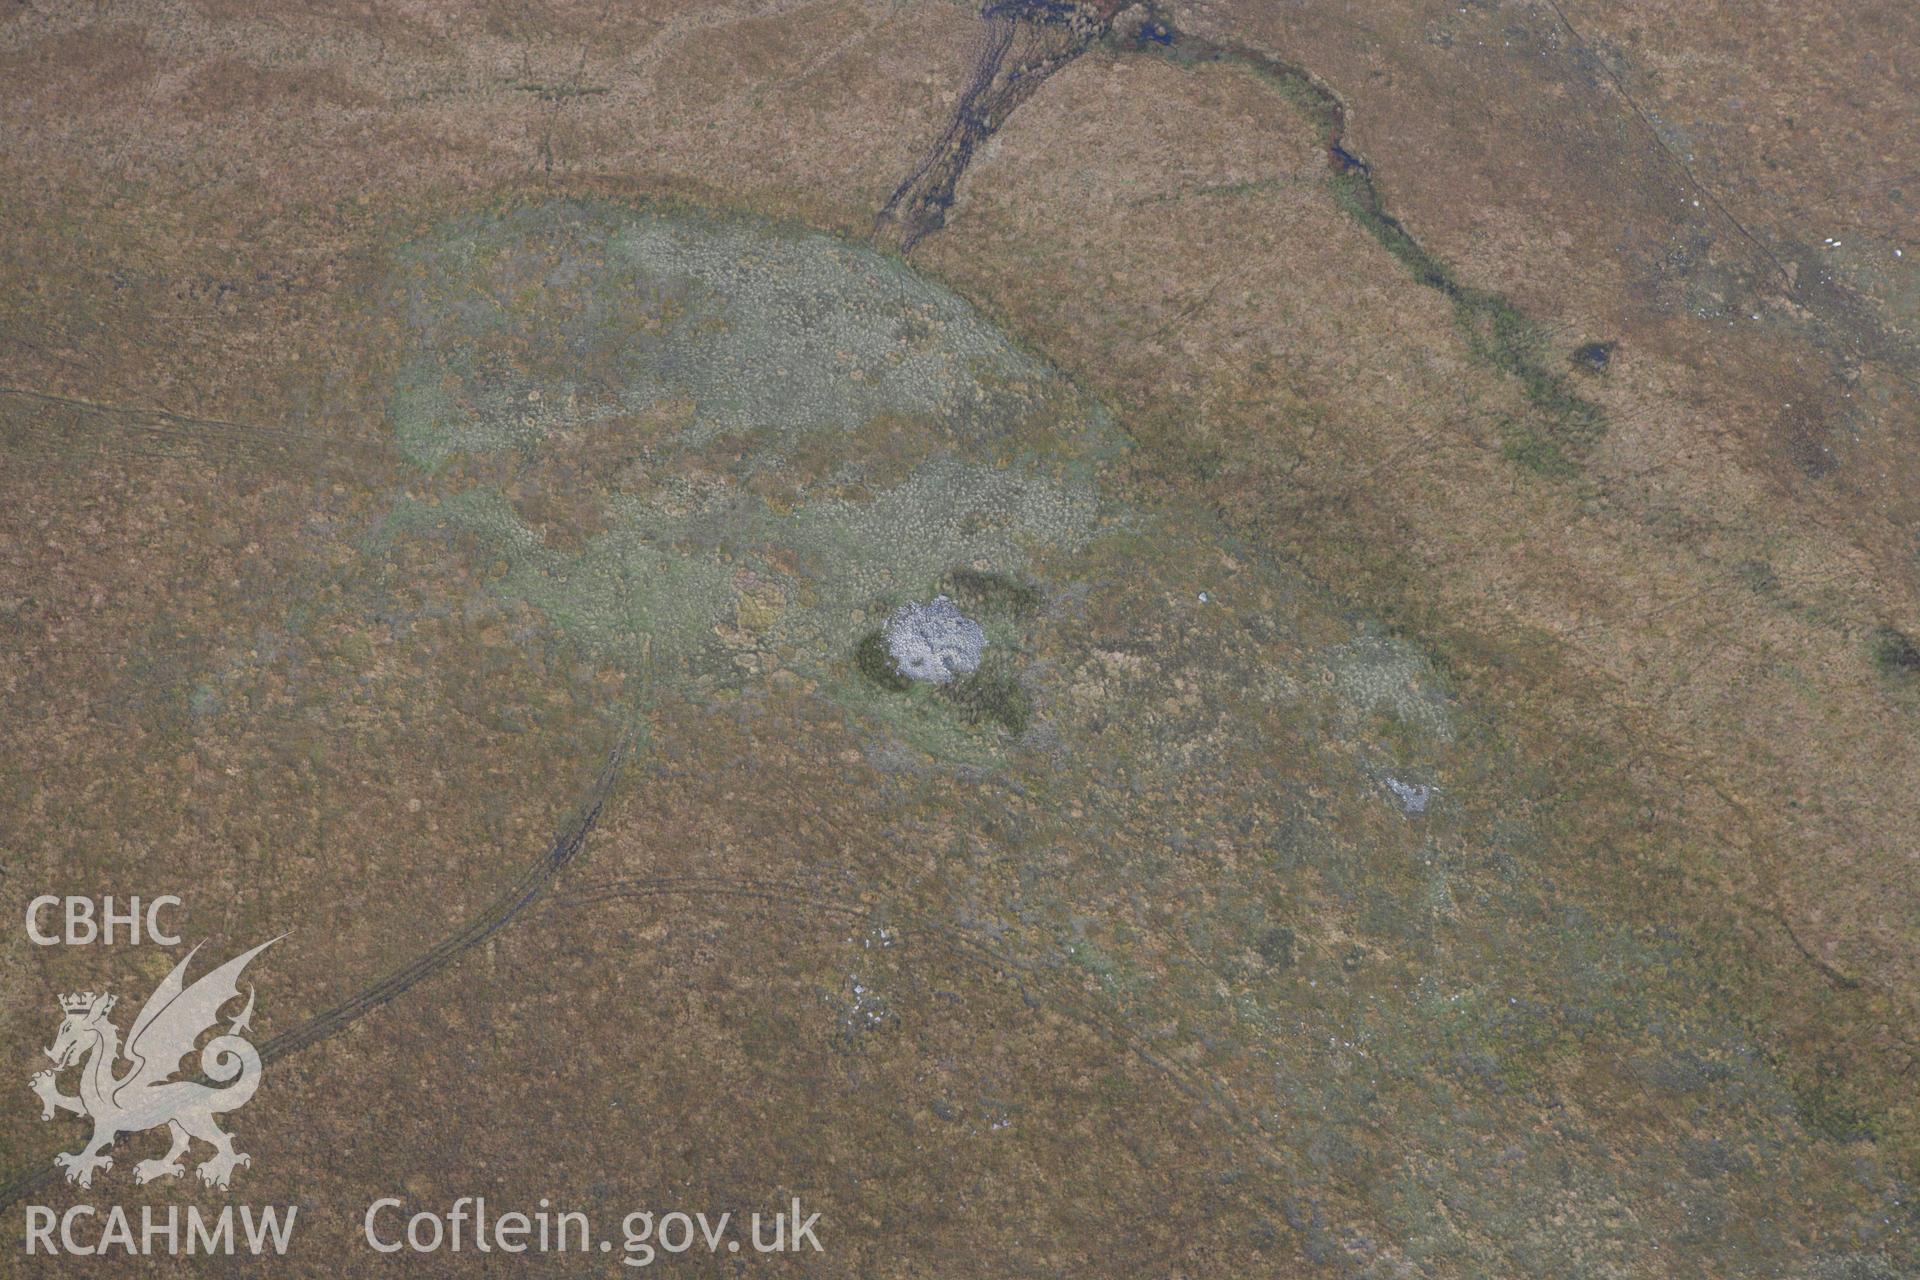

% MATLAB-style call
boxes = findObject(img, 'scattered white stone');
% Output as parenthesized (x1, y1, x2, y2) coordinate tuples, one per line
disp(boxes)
(1385, 777, 1431, 814)
(885, 596, 986, 684)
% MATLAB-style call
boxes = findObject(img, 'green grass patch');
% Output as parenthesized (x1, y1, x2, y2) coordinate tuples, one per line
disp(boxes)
(1872, 625, 1920, 679)
(854, 628, 913, 692)
(938, 663, 1033, 736)
(941, 567, 1043, 619)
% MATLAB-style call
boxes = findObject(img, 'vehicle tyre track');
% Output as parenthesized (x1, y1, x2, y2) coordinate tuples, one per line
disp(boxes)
(875, 2, 1106, 253)
(0, 730, 634, 1212)
(876, 6, 1604, 455)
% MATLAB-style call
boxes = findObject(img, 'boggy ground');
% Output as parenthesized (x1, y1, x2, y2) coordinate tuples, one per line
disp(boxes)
(2, 2, 1917, 1276)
